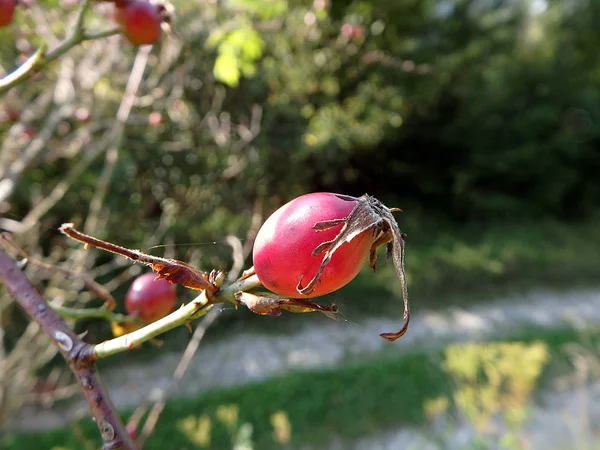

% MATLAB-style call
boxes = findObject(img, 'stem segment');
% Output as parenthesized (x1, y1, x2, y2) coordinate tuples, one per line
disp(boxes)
(93, 291, 211, 359)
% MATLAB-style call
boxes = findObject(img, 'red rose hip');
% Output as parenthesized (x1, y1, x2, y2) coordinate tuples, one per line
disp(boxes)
(0, 0, 16, 27)
(253, 192, 374, 298)
(125, 272, 176, 322)
(115, 0, 162, 46)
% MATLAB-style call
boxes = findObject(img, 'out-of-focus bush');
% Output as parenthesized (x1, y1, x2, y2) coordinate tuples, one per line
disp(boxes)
(2, 1, 600, 261)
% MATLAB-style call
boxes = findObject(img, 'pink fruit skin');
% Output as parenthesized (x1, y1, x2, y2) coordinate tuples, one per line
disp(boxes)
(116, 0, 161, 46)
(0, 0, 16, 27)
(125, 272, 176, 322)
(253, 192, 373, 298)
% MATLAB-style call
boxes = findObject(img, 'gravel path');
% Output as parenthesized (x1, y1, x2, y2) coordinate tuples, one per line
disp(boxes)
(6, 287, 600, 441)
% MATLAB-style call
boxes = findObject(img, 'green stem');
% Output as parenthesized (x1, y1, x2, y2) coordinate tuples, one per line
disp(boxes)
(219, 273, 262, 304)
(94, 291, 212, 359)
(92, 273, 263, 359)
(49, 303, 134, 324)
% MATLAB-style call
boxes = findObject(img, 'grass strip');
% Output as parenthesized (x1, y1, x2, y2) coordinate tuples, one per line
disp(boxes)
(4, 325, 596, 450)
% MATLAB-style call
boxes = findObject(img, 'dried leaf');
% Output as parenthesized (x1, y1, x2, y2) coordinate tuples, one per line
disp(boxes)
(296, 195, 382, 295)
(297, 194, 410, 342)
(234, 292, 282, 316)
(235, 292, 339, 317)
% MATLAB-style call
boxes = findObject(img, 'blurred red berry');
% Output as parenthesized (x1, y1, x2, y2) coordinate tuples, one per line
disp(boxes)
(19, 125, 35, 142)
(341, 23, 353, 38)
(351, 25, 364, 39)
(125, 272, 176, 322)
(313, 0, 327, 11)
(0, 0, 16, 27)
(0, 108, 19, 123)
(115, 0, 162, 46)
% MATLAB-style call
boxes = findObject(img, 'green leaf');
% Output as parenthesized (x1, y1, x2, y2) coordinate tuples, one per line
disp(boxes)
(214, 53, 241, 87)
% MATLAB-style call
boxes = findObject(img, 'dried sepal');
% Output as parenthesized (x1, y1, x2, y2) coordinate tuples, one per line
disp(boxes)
(296, 195, 383, 295)
(235, 292, 283, 316)
(235, 291, 339, 318)
(60, 223, 221, 296)
(297, 194, 410, 342)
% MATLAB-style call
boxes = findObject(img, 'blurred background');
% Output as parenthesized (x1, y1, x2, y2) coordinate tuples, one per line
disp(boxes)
(1, 0, 600, 448)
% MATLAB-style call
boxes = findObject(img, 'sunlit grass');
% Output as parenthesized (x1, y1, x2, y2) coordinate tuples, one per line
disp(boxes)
(4, 325, 598, 450)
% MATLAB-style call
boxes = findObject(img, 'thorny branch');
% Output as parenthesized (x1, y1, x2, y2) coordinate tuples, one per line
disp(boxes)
(0, 229, 262, 446)
(0, 248, 137, 450)
(1, 232, 117, 310)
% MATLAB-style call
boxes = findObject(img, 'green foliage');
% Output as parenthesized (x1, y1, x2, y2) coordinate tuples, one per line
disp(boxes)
(3, 0, 600, 270)
(208, 23, 264, 87)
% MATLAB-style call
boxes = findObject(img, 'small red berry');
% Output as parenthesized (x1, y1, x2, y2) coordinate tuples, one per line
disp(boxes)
(0, 108, 20, 122)
(115, 0, 162, 46)
(125, 272, 176, 322)
(253, 192, 374, 298)
(0, 0, 16, 27)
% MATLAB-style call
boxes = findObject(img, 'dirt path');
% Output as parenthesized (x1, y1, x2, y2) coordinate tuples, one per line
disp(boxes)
(6, 287, 600, 436)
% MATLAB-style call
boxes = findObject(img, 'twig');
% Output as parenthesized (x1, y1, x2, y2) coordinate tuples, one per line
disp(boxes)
(0, 45, 47, 95)
(17, 130, 114, 232)
(0, 0, 120, 95)
(0, 27, 120, 94)
(48, 303, 133, 324)
(60, 223, 221, 294)
(0, 91, 53, 169)
(92, 273, 262, 359)
(1, 232, 117, 309)
(93, 292, 211, 359)
(0, 103, 73, 203)
(56, 219, 262, 360)
(83, 45, 151, 239)
(0, 248, 136, 450)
